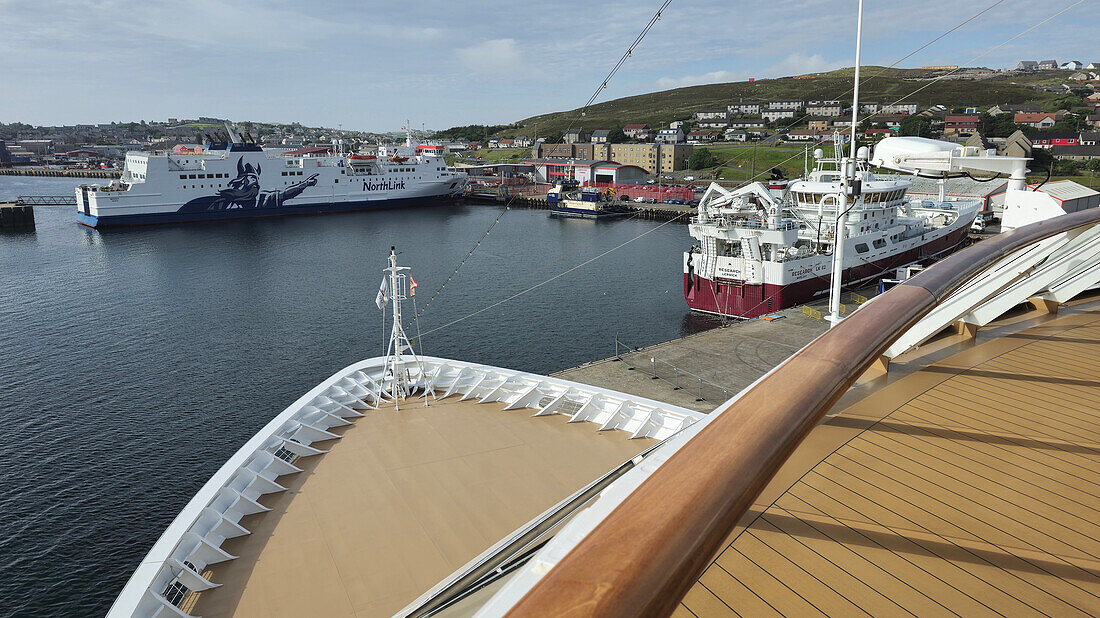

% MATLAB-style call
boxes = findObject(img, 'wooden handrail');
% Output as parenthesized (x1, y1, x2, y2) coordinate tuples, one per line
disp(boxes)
(505, 207, 1100, 617)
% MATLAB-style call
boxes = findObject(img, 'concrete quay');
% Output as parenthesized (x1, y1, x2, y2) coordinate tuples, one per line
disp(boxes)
(553, 302, 833, 413)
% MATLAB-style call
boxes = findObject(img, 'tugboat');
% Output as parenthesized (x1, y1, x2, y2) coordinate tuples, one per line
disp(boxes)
(546, 181, 630, 219)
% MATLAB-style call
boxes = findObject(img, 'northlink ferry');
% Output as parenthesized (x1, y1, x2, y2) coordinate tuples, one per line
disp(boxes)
(76, 128, 467, 228)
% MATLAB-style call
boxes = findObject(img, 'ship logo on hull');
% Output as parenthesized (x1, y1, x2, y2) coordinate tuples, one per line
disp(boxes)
(177, 157, 318, 213)
(363, 179, 407, 191)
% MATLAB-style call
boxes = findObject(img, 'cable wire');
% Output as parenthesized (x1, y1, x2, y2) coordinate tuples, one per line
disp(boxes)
(561, 0, 674, 138)
(418, 212, 688, 338)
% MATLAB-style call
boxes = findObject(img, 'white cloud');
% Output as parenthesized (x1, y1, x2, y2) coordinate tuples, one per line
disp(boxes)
(655, 70, 741, 89)
(456, 38, 523, 73)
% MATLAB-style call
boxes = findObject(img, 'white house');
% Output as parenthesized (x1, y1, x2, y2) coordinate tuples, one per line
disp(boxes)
(727, 102, 762, 115)
(1062, 60, 1084, 70)
(881, 101, 920, 115)
(656, 128, 685, 144)
(762, 109, 796, 122)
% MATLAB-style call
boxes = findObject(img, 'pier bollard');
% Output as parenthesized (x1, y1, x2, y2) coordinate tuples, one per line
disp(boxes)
(697, 378, 704, 401)
(651, 358, 658, 379)
(673, 368, 680, 390)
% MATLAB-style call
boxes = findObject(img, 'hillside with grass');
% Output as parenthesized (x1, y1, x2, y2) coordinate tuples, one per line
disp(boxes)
(495, 67, 1078, 138)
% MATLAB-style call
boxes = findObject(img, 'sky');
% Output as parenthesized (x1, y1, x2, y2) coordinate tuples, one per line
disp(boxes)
(2, 0, 1098, 132)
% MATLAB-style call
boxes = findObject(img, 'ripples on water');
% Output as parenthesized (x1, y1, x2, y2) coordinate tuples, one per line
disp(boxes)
(0, 177, 720, 616)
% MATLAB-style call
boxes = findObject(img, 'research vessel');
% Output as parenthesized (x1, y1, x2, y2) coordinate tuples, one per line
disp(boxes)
(75, 128, 466, 228)
(683, 139, 979, 318)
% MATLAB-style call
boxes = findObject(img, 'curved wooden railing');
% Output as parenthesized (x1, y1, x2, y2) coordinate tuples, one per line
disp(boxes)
(505, 207, 1100, 617)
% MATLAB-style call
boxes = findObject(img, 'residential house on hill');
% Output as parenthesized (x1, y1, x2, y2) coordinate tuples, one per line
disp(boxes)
(786, 129, 824, 142)
(1079, 131, 1100, 146)
(591, 130, 611, 144)
(513, 136, 532, 148)
(1062, 60, 1084, 70)
(860, 103, 881, 114)
(724, 129, 748, 142)
(686, 131, 719, 144)
(1050, 144, 1100, 161)
(882, 101, 920, 115)
(563, 129, 588, 144)
(1016, 60, 1039, 70)
(656, 128, 685, 144)
(727, 102, 761, 115)
(944, 115, 979, 138)
(1028, 132, 1079, 148)
(622, 124, 652, 140)
(1086, 62, 1100, 71)
(1015, 112, 1057, 129)
(694, 110, 729, 122)
(988, 103, 1041, 116)
(762, 109, 796, 122)
(807, 101, 843, 117)
(873, 114, 907, 129)
(1038, 59, 1059, 70)
(767, 100, 804, 111)
(497, 138, 515, 148)
(729, 118, 766, 129)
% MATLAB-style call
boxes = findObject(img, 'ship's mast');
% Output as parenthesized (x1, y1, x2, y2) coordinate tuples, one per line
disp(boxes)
(827, 0, 864, 327)
(381, 246, 426, 409)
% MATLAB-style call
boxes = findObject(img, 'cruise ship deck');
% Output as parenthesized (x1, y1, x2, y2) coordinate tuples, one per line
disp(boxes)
(676, 298, 1100, 617)
(188, 397, 654, 618)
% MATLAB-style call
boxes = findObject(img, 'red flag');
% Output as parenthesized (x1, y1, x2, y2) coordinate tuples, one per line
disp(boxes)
(410, 276, 418, 296)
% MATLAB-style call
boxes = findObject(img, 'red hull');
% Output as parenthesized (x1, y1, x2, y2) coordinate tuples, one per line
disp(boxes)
(684, 226, 971, 318)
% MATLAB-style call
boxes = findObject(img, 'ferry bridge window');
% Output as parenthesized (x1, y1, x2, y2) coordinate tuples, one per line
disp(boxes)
(189, 174, 196, 179)
(873, 238, 887, 249)
(854, 243, 869, 254)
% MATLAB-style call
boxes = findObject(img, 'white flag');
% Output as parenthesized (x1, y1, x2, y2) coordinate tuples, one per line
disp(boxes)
(375, 276, 389, 310)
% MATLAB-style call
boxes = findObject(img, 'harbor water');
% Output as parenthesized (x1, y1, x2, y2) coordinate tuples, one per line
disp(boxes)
(0, 177, 719, 617)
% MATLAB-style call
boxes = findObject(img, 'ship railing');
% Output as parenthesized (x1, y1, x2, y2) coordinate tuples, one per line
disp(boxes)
(614, 337, 733, 403)
(497, 206, 1100, 616)
(106, 356, 703, 618)
(696, 216, 800, 232)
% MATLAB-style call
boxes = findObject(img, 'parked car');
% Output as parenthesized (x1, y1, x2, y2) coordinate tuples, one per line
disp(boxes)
(684, 176, 695, 181)
(634, 196, 646, 203)
(971, 216, 986, 232)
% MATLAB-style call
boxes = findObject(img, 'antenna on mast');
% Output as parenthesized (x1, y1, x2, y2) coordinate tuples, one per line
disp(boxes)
(378, 247, 428, 409)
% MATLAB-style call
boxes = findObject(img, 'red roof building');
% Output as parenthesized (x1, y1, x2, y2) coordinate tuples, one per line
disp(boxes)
(1014, 113, 1056, 129)
(944, 115, 979, 137)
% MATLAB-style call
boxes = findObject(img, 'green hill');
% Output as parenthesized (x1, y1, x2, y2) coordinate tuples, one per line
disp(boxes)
(500, 67, 1077, 138)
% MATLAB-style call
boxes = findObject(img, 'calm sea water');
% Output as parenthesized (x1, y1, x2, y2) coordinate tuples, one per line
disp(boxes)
(0, 176, 719, 617)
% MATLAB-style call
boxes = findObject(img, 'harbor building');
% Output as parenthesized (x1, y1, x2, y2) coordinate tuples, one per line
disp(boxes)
(610, 143, 692, 174)
(527, 143, 693, 175)
(521, 158, 648, 184)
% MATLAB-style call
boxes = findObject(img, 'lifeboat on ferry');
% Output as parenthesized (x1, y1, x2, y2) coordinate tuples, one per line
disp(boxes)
(389, 155, 410, 163)
(348, 154, 376, 160)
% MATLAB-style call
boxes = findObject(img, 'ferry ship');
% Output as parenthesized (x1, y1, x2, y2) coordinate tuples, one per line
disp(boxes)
(683, 139, 979, 318)
(75, 128, 467, 228)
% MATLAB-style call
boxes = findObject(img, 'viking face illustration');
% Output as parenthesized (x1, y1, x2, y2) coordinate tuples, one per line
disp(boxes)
(216, 157, 261, 206)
